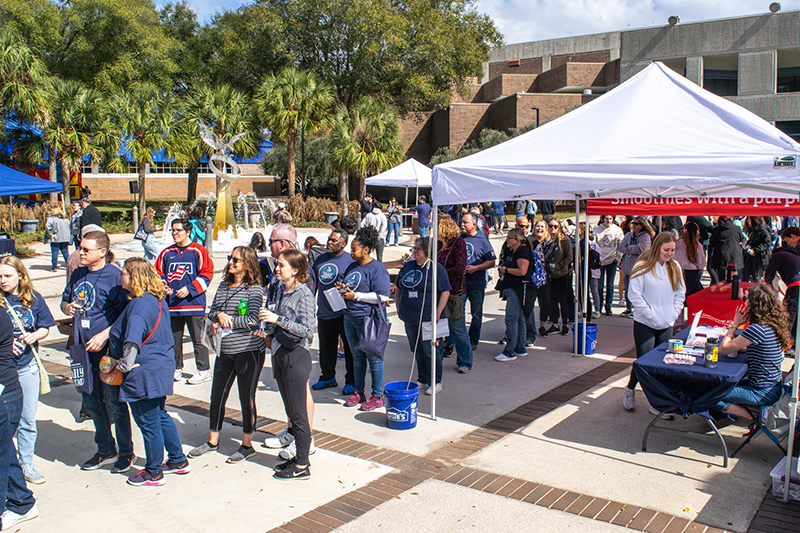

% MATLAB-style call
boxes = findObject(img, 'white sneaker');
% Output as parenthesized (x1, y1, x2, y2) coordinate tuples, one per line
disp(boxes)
(649, 406, 674, 420)
(514, 351, 528, 357)
(623, 388, 635, 411)
(278, 437, 316, 460)
(495, 353, 517, 362)
(263, 428, 294, 449)
(2, 503, 38, 530)
(173, 369, 182, 382)
(187, 370, 212, 385)
(425, 383, 443, 395)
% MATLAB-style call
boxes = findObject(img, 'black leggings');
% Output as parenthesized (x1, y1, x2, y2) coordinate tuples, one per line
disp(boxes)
(209, 349, 265, 434)
(628, 320, 672, 390)
(537, 282, 552, 324)
(550, 275, 571, 325)
(273, 346, 313, 466)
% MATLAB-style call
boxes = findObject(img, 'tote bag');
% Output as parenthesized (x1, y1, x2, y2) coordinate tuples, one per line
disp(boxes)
(69, 312, 93, 394)
(355, 301, 391, 360)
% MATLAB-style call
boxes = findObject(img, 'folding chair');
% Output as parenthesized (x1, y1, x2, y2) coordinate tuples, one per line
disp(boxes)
(731, 382, 792, 457)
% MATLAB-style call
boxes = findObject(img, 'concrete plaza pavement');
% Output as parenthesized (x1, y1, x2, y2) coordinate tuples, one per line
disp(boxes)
(8, 225, 793, 532)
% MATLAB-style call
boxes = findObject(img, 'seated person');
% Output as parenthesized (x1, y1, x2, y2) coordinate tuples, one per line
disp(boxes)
(717, 284, 787, 419)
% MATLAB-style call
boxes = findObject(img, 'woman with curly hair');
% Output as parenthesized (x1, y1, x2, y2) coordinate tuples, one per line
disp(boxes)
(623, 232, 685, 412)
(717, 284, 788, 419)
(337, 226, 390, 412)
(437, 216, 472, 373)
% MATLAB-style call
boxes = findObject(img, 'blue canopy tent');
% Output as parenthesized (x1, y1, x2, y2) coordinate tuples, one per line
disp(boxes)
(0, 163, 62, 237)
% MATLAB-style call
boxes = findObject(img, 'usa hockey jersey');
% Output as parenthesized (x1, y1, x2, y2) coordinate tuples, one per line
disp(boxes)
(155, 242, 214, 316)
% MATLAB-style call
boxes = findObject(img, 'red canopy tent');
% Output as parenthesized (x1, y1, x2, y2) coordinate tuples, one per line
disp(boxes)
(587, 197, 800, 216)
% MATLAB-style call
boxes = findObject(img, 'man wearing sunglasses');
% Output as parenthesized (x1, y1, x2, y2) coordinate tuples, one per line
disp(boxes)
(155, 218, 214, 384)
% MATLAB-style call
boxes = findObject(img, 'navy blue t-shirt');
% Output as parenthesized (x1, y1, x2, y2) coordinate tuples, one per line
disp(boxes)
(4, 292, 55, 368)
(312, 252, 355, 320)
(396, 261, 451, 323)
(109, 294, 175, 402)
(0, 311, 19, 393)
(463, 232, 496, 291)
(411, 203, 432, 227)
(62, 264, 129, 357)
(343, 260, 390, 318)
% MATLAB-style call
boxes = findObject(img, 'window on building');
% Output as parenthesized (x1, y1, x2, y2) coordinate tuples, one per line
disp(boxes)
(777, 67, 800, 93)
(776, 121, 800, 142)
(703, 70, 738, 96)
(199, 161, 233, 174)
(81, 162, 93, 174)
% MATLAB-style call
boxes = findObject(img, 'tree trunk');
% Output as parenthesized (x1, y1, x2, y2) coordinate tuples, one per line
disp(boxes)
(138, 161, 147, 214)
(348, 172, 363, 201)
(287, 137, 296, 196)
(60, 157, 71, 213)
(48, 147, 58, 204)
(338, 171, 349, 202)
(187, 163, 199, 203)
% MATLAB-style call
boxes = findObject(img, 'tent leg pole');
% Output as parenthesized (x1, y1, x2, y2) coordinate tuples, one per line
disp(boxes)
(583, 202, 590, 356)
(9, 197, 13, 239)
(574, 196, 580, 355)
(782, 301, 800, 501)
(430, 212, 438, 421)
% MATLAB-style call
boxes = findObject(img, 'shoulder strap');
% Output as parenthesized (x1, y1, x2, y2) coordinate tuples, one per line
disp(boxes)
(141, 300, 163, 346)
(4, 299, 39, 359)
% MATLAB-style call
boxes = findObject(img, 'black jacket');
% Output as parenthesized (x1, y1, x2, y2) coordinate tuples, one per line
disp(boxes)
(765, 244, 800, 285)
(79, 204, 103, 231)
(686, 216, 713, 248)
(708, 220, 743, 269)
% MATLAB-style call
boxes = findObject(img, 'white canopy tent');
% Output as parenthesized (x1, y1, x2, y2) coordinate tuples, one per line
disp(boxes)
(365, 158, 432, 207)
(429, 62, 800, 498)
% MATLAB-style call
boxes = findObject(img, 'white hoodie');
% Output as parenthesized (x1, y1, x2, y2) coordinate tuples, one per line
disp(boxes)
(593, 223, 624, 266)
(628, 261, 686, 330)
(362, 207, 388, 240)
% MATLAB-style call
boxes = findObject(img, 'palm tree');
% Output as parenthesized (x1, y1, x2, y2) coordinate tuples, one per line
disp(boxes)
(0, 29, 49, 122)
(109, 84, 185, 213)
(178, 84, 259, 203)
(329, 97, 404, 201)
(41, 79, 111, 209)
(254, 67, 334, 196)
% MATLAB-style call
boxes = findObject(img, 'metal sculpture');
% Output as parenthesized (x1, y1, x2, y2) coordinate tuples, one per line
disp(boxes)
(200, 124, 247, 240)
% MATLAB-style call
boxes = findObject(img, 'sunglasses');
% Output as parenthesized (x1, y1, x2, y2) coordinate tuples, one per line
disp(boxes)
(548, 224, 560, 229)
(227, 255, 242, 264)
(79, 247, 102, 254)
(630, 222, 642, 226)
(269, 238, 293, 247)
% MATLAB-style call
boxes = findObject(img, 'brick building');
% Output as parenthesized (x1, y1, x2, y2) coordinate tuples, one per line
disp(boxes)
(402, 8, 800, 163)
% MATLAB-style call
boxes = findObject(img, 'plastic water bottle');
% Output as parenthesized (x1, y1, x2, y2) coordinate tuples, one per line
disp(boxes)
(238, 298, 248, 316)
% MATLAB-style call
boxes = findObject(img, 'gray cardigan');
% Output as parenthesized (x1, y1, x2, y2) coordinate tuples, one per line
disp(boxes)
(45, 217, 72, 243)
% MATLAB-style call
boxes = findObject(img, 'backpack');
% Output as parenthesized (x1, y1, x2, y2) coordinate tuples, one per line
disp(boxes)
(189, 219, 206, 246)
(588, 247, 601, 270)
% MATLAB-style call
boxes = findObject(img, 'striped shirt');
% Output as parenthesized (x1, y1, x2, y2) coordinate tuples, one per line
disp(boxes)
(208, 283, 266, 354)
(273, 283, 316, 352)
(742, 323, 784, 388)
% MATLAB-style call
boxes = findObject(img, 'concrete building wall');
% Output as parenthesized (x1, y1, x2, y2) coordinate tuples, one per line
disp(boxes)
(729, 92, 800, 121)
(739, 50, 777, 95)
(686, 56, 703, 85)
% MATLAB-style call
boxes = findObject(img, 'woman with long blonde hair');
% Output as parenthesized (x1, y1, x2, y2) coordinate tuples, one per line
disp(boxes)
(622, 232, 685, 412)
(0, 257, 54, 484)
(110, 257, 189, 486)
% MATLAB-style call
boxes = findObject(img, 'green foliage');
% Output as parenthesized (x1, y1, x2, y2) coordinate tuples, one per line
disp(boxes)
(262, 135, 339, 187)
(254, 67, 335, 196)
(0, 28, 48, 121)
(0, 0, 179, 92)
(329, 97, 404, 199)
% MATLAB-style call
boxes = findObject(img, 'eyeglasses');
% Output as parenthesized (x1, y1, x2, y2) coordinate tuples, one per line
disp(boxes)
(79, 247, 101, 254)
(171, 228, 185, 233)
(630, 221, 642, 226)
(269, 238, 293, 247)
(411, 246, 424, 251)
(227, 255, 242, 264)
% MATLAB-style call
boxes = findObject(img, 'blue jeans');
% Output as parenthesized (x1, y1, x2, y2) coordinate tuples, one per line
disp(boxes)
(526, 308, 538, 342)
(403, 321, 443, 385)
(502, 288, 526, 357)
(50, 242, 69, 269)
(81, 368, 134, 458)
(343, 315, 384, 398)
(449, 305, 473, 369)
(599, 263, 617, 312)
(466, 289, 486, 346)
(129, 397, 186, 475)
(419, 225, 429, 238)
(716, 382, 783, 412)
(16, 360, 39, 465)
(386, 222, 401, 245)
(0, 388, 35, 522)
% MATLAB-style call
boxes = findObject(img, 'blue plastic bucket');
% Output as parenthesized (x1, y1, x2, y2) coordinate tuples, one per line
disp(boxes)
(573, 323, 597, 355)
(383, 381, 419, 430)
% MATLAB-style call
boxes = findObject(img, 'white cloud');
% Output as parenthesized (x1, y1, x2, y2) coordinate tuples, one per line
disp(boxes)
(474, 0, 800, 44)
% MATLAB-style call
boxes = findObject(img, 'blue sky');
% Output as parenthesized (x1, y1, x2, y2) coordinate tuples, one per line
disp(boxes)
(169, 0, 800, 44)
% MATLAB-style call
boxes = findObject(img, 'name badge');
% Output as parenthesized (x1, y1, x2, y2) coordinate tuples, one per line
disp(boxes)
(409, 291, 418, 299)
(81, 318, 91, 329)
